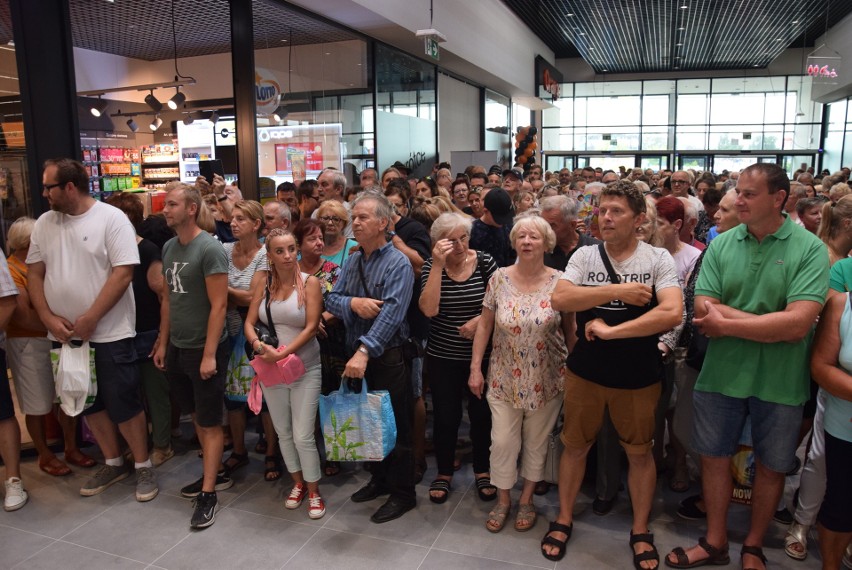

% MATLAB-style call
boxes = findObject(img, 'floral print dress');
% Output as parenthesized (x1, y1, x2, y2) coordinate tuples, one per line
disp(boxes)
(483, 268, 567, 410)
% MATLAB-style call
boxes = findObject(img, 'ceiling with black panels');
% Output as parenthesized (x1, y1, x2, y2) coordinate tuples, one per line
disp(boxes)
(502, 0, 852, 73)
(61, 0, 358, 61)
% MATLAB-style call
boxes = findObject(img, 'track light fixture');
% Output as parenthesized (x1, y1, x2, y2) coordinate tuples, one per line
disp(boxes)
(90, 97, 109, 117)
(183, 114, 194, 125)
(272, 106, 287, 122)
(150, 115, 163, 131)
(145, 91, 162, 112)
(167, 89, 186, 110)
(126, 118, 139, 132)
(209, 111, 219, 124)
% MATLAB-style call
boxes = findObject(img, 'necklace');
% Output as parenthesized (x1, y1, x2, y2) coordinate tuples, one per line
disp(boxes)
(444, 252, 472, 279)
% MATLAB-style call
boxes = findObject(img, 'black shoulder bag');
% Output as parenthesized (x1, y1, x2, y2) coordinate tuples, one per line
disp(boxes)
(245, 272, 279, 359)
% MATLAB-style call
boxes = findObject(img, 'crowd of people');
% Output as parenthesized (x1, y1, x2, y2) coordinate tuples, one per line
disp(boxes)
(0, 156, 850, 569)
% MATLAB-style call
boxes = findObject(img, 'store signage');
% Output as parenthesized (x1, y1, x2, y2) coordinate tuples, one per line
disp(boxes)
(258, 127, 295, 142)
(255, 67, 283, 114)
(425, 38, 439, 61)
(807, 64, 838, 79)
(535, 56, 563, 102)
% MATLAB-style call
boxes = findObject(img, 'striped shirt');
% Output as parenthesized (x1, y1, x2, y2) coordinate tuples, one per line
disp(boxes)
(326, 241, 413, 357)
(421, 252, 496, 361)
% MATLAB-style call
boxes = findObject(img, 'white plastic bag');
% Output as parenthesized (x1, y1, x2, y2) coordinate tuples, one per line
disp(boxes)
(50, 342, 97, 417)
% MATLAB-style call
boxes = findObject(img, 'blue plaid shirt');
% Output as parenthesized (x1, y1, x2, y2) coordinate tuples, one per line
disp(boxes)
(326, 241, 413, 357)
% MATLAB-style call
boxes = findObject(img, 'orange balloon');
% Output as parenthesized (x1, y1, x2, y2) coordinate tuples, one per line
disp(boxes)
(524, 147, 534, 158)
(517, 155, 528, 164)
(529, 142, 537, 150)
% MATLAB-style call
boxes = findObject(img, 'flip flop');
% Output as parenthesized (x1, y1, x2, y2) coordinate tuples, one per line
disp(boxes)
(64, 450, 96, 468)
(39, 457, 72, 476)
(428, 479, 451, 504)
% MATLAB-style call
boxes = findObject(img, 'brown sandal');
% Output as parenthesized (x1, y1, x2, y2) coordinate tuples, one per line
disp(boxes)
(485, 503, 510, 533)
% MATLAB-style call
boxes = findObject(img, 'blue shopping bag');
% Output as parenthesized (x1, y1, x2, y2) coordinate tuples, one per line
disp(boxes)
(319, 378, 396, 462)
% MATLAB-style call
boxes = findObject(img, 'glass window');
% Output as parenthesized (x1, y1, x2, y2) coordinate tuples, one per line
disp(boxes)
(542, 98, 573, 128)
(677, 94, 709, 125)
(643, 94, 669, 125)
(710, 93, 765, 125)
(485, 89, 510, 156)
(541, 127, 573, 152)
(375, 44, 436, 178)
(676, 126, 707, 150)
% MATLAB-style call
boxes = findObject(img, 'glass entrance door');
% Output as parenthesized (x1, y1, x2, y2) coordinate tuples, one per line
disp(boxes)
(714, 155, 776, 173)
(678, 154, 709, 171)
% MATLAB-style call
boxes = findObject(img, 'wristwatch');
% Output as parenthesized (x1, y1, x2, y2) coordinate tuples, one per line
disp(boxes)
(357, 346, 369, 356)
(386, 230, 397, 239)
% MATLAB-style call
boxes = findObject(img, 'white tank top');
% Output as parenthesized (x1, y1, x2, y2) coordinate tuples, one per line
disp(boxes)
(258, 273, 320, 368)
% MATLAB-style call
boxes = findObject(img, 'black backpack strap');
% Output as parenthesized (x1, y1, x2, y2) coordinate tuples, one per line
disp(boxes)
(598, 243, 621, 284)
(264, 270, 274, 328)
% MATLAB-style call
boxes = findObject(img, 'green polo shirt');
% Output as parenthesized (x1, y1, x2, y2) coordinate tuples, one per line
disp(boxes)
(694, 215, 828, 405)
(829, 257, 852, 293)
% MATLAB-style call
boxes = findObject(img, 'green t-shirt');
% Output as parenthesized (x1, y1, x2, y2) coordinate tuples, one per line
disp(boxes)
(829, 257, 852, 293)
(694, 216, 829, 405)
(162, 232, 228, 349)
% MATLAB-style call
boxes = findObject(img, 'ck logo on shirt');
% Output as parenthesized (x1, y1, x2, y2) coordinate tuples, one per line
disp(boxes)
(165, 262, 189, 293)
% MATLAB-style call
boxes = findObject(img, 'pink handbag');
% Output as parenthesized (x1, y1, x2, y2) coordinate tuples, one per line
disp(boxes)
(247, 376, 263, 415)
(250, 348, 306, 387)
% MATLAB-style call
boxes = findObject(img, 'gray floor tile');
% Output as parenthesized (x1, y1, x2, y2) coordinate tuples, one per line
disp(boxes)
(62, 494, 193, 564)
(0, 525, 55, 568)
(433, 492, 560, 567)
(152, 507, 317, 570)
(0, 465, 131, 539)
(13, 540, 147, 570)
(422, 548, 554, 569)
(282, 528, 428, 569)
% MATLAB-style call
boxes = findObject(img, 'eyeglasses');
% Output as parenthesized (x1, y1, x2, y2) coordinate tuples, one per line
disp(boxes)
(319, 216, 345, 224)
(447, 235, 469, 246)
(43, 182, 63, 192)
(671, 179, 690, 185)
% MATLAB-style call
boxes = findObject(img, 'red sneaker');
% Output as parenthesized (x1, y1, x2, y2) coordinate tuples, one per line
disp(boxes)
(307, 492, 326, 519)
(285, 483, 306, 509)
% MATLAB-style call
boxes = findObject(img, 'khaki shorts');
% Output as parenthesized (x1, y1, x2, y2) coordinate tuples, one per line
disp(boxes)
(561, 368, 661, 455)
(7, 336, 55, 415)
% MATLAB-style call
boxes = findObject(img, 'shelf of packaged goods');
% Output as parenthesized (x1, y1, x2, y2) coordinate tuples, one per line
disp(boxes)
(141, 160, 180, 166)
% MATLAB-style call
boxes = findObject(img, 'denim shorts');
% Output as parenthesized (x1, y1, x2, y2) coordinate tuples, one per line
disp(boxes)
(81, 338, 144, 424)
(692, 390, 803, 474)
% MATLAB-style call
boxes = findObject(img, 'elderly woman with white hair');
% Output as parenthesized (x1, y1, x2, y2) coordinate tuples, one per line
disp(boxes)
(469, 214, 574, 534)
(420, 213, 498, 505)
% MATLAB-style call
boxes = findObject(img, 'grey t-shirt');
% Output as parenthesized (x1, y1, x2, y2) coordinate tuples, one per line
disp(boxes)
(162, 231, 229, 349)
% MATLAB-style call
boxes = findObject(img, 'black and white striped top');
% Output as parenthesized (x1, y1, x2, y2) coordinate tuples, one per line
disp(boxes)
(421, 252, 497, 361)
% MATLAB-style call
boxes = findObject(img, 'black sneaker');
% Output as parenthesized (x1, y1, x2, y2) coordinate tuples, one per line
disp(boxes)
(774, 507, 794, 525)
(190, 491, 217, 529)
(180, 471, 233, 498)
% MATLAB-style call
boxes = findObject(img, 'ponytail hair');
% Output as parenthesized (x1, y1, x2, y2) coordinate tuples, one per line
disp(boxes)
(819, 194, 852, 244)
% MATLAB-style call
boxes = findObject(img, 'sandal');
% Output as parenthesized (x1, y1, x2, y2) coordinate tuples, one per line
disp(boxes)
(64, 449, 96, 468)
(541, 521, 572, 561)
(666, 536, 730, 568)
(254, 436, 268, 455)
(222, 451, 249, 474)
(323, 461, 341, 477)
(677, 494, 707, 521)
(740, 545, 766, 570)
(485, 503, 510, 533)
(630, 531, 660, 570)
(428, 478, 451, 504)
(784, 522, 809, 560)
(669, 463, 689, 493)
(515, 502, 537, 532)
(475, 475, 497, 501)
(264, 456, 282, 481)
(534, 480, 551, 496)
(39, 457, 72, 476)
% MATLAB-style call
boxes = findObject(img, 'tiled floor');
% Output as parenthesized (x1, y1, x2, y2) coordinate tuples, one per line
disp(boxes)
(0, 431, 824, 569)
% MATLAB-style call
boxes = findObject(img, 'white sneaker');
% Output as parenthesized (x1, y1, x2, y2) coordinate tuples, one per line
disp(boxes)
(4, 477, 28, 511)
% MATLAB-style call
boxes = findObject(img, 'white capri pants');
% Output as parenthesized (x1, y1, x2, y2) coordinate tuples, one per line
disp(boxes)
(261, 364, 322, 483)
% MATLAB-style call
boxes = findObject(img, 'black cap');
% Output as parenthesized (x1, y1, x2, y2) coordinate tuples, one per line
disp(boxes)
(483, 187, 514, 226)
(502, 168, 524, 182)
(488, 164, 503, 176)
(391, 160, 410, 175)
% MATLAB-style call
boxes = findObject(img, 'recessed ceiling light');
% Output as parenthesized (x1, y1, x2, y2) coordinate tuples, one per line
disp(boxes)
(281, 39, 288, 42)
(325, 52, 331, 55)
(601, 69, 608, 72)
(579, 32, 586, 35)
(589, 47, 595, 50)
(674, 66, 680, 69)
(567, 12, 574, 17)
(678, 27, 685, 31)
(680, 5, 688, 9)
(753, 64, 760, 67)
(676, 43, 683, 46)
(775, 38, 783, 41)
(792, 19, 799, 23)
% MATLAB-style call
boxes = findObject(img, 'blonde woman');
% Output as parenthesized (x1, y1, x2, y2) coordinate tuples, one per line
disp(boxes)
(245, 229, 324, 518)
(317, 200, 357, 267)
